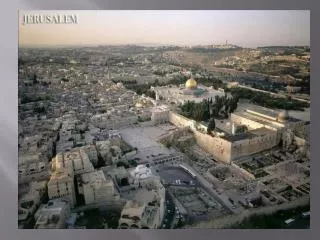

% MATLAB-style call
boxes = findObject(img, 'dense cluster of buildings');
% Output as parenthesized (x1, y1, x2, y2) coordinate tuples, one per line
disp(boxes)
(18, 46, 310, 229)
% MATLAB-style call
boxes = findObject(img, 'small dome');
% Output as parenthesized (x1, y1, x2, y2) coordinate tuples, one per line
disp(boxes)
(132, 164, 152, 179)
(185, 78, 197, 89)
(135, 102, 143, 108)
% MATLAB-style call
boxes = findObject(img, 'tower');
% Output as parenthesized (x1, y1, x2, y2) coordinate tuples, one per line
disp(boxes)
(232, 123, 236, 135)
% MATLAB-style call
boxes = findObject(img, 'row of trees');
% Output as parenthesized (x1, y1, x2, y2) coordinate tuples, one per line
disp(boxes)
(180, 95, 239, 122)
(20, 94, 51, 104)
(230, 87, 309, 110)
(125, 83, 152, 95)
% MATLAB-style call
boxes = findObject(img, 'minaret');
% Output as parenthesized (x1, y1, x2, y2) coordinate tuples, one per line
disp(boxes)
(232, 122, 236, 135)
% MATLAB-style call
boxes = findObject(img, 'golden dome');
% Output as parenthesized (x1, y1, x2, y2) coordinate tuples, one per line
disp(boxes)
(185, 78, 197, 89)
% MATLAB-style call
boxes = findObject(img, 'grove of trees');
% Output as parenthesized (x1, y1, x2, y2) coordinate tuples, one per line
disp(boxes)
(180, 95, 239, 122)
(230, 87, 309, 111)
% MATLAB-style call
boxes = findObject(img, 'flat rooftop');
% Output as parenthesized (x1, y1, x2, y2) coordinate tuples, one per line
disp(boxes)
(236, 103, 305, 123)
(222, 127, 273, 142)
(222, 132, 256, 142)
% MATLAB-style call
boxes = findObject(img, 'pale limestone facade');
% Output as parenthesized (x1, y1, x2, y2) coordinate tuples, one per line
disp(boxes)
(47, 170, 76, 207)
(168, 108, 304, 163)
(52, 149, 94, 176)
(34, 199, 71, 229)
(118, 200, 161, 229)
(18, 154, 51, 184)
(151, 105, 170, 125)
(77, 170, 119, 205)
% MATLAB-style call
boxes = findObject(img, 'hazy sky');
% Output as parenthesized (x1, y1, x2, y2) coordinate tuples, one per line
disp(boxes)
(19, 10, 310, 48)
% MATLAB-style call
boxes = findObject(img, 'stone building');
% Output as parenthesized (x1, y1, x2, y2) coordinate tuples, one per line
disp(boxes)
(18, 153, 51, 184)
(168, 106, 305, 164)
(152, 78, 225, 105)
(34, 199, 71, 229)
(47, 170, 76, 207)
(52, 149, 94, 176)
(80, 144, 99, 167)
(77, 170, 120, 205)
(151, 105, 170, 125)
(118, 200, 162, 229)
(18, 188, 41, 222)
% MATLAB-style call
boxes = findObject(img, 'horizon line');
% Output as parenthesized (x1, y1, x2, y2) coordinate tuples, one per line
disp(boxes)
(18, 43, 310, 49)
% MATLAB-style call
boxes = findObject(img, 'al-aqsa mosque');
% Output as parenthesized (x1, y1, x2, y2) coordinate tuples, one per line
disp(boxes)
(151, 78, 225, 105)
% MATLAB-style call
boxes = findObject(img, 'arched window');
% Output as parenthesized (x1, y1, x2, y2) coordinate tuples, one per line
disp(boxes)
(131, 224, 139, 229)
(119, 223, 129, 229)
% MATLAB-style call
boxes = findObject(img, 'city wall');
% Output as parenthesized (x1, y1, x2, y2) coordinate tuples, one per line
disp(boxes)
(169, 112, 232, 164)
(230, 130, 278, 161)
(169, 111, 281, 164)
(169, 111, 195, 128)
(194, 131, 232, 164)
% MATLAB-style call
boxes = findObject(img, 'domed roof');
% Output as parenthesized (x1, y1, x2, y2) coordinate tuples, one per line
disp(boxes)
(185, 78, 197, 89)
(278, 111, 289, 122)
(132, 164, 152, 179)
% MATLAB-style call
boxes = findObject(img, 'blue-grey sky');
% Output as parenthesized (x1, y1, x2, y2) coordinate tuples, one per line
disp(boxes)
(19, 10, 310, 48)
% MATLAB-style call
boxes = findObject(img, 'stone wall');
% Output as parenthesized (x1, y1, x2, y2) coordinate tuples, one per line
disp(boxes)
(169, 111, 279, 164)
(230, 163, 255, 180)
(230, 130, 278, 161)
(169, 111, 195, 129)
(194, 131, 232, 164)
(169, 111, 232, 164)
(158, 127, 190, 144)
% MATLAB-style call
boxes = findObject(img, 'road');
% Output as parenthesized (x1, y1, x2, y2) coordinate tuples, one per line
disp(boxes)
(158, 164, 237, 214)
(180, 163, 238, 214)
(161, 190, 176, 229)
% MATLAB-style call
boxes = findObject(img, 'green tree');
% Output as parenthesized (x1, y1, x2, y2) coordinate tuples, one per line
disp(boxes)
(229, 96, 239, 114)
(235, 125, 248, 134)
(207, 118, 216, 134)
